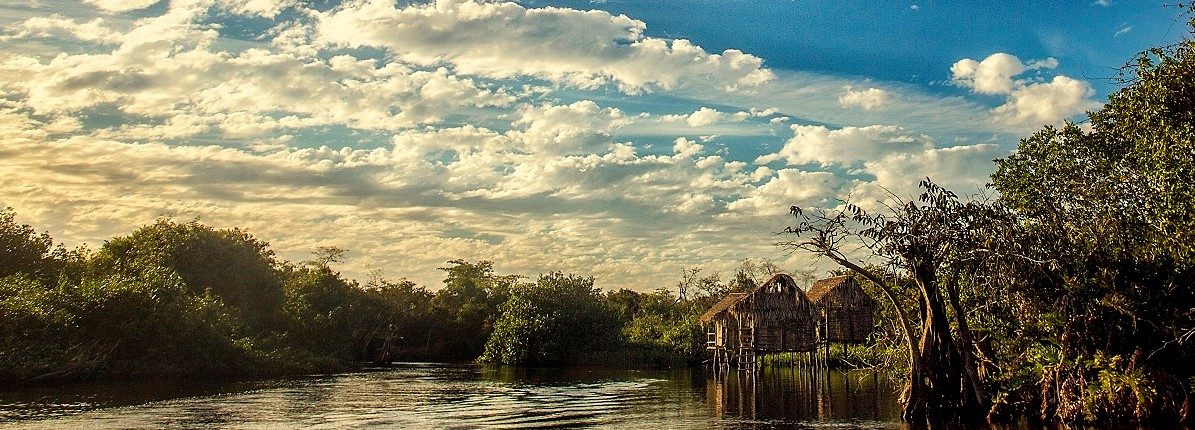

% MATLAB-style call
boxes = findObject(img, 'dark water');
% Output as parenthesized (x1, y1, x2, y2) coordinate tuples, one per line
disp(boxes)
(0, 363, 905, 429)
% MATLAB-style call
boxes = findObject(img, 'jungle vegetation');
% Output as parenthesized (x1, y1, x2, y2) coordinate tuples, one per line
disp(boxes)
(1, 210, 770, 383)
(782, 14, 1195, 427)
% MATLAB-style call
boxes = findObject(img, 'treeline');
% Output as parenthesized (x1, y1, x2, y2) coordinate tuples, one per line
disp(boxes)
(0, 212, 766, 384)
(785, 18, 1195, 427)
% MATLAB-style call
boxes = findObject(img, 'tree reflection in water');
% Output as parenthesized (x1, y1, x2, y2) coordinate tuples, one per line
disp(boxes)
(707, 366, 901, 427)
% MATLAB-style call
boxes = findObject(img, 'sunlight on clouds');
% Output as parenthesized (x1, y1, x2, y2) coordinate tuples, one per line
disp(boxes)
(2, 15, 122, 43)
(952, 53, 1097, 127)
(83, 0, 160, 13)
(0, 0, 1106, 288)
(838, 87, 892, 110)
(755, 124, 932, 167)
(315, 0, 774, 93)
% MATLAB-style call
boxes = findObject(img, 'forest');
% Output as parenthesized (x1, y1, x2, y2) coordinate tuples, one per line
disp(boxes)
(2, 9, 1194, 429)
(0, 209, 768, 383)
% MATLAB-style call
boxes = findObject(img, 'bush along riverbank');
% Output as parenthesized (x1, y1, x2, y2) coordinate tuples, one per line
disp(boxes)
(2, 211, 764, 385)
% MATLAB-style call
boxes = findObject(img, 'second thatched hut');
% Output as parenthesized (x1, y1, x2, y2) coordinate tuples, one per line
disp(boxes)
(807, 275, 876, 343)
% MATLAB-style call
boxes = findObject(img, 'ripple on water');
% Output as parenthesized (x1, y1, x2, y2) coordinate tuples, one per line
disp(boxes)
(0, 364, 903, 429)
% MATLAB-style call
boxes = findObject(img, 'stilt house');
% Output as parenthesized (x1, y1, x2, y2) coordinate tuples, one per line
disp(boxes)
(701, 274, 818, 364)
(806, 275, 876, 343)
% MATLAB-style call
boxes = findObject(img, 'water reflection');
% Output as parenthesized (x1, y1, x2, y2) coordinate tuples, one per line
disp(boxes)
(708, 367, 901, 428)
(1, 363, 907, 429)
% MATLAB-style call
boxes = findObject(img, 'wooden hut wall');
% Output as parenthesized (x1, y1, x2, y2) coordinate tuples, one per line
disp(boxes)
(810, 277, 876, 342)
(714, 314, 741, 350)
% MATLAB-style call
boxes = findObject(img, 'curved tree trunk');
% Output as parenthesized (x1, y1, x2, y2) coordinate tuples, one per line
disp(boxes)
(823, 252, 927, 419)
(913, 262, 962, 418)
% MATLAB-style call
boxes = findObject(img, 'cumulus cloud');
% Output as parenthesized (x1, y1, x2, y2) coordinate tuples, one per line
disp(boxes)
(0, 0, 1025, 289)
(992, 76, 1100, 124)
(838, 86, 892, 110)
(315, 0, 774, 93)
(84, 0, 160, 12)
(4, 16, 122, 43)
(1, 7, 514, 134)
(685, 107, 723, 127)
(725, 169, 846, 214)
(755, 124, 931, 167)
(951, 53, 1097, 126)
(747, 123, 1002, 208)
(950, 53, 1025, 95)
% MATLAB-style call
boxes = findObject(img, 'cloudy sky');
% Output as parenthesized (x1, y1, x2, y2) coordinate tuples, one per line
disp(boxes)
(0, 0, 1186, 289)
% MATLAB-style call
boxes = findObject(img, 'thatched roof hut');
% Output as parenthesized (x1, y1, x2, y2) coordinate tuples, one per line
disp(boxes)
(807, 275, 876, 343)
(701, 274, 818, 354)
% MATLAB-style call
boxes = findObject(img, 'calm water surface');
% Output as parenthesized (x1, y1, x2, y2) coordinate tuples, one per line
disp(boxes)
(0, 363, 904, 429)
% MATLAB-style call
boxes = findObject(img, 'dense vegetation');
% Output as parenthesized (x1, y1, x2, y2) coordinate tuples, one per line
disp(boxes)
(1, 211, 772, 384)
(783, 17, 1195, 427)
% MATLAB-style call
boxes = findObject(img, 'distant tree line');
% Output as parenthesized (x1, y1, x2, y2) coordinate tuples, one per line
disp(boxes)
(0, 210, 776, 384)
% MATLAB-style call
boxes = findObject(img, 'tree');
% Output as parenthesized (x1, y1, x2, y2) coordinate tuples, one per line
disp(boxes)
(989, 19, 1195, 423)
(0, 207, 67, 283)
(432, 260, 519, 358)
(94, 219, 285, 332)
(479, 272, 617, 365)
(782, 182, 993, 422)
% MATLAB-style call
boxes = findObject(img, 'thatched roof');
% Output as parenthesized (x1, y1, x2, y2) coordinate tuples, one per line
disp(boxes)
(807, 275, 875, 305)
(700, 292, 747, 323)
(807, 276, 849, 303)
(700, 273, 813, 323)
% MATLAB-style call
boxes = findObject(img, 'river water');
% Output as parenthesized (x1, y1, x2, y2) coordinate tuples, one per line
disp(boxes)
(0, 363, 904, 429)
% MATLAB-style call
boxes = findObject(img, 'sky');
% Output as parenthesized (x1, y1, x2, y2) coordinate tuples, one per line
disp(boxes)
(0, 0, 1188, 290)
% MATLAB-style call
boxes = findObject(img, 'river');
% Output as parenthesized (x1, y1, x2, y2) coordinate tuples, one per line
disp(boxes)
(0, 363, 904, 429)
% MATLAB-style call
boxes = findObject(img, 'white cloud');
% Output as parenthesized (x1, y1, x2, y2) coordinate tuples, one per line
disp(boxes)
(951, 53, 1098, 127)
(1024, 57, 1059, 70)
(0, 0, 1033, 290)
(755, 124, 931, 167)
(726, 169, 847, 214)
(838, 86, 892, 110)
(686, 107, 723, 127)
(315, 0, 774, 93)
(859, 143, 1004, 200)
(673, 136, 704, 158)
(1, 8, 514, 134)
(951, 53, 1024, 95)
(4, 15, 122, 43)
(993, 76, 1100, 125)
(84, 0, 160, 12)
(509, 100, 631, 156)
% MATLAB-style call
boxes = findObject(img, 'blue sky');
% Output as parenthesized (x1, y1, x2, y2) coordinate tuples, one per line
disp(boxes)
(0, 0, 1187, 289)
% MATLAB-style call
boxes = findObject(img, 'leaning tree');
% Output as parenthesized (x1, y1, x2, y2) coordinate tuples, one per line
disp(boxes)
(781, 181, 1012, 422)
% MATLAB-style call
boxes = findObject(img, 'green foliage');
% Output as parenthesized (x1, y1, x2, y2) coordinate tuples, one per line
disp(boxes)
(280, 266, 372, 360)
(94, 219, 284, 331)
(480, 272, 619, 365)
(0, 269, 254, 381)
(617, 289, 707, 367)
(986, 19, 1195, 424)
(0, 208, 77, 284)
(432, 260, 519, 358)
(0, 210, 722, 384)
(360, 278, 436, 361)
